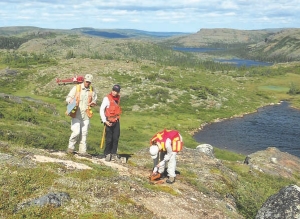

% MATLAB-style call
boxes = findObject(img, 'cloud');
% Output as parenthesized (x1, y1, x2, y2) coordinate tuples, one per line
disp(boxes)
(0, 0, 299, 32)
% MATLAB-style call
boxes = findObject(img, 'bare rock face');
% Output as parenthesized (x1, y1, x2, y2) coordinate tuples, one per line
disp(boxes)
(255, 184, 300, 219)
(248, 147, 300, 181)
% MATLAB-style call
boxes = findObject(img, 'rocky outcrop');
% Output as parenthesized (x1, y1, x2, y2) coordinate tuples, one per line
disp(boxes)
(247, 147, 300, 181)
(255, 185, 300, 219)
(2, 142, 300, 218)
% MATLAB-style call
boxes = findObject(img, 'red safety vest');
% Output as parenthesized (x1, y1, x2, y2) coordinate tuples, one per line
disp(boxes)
(105, 93, 122, 122)
(150, 129, 183, 152)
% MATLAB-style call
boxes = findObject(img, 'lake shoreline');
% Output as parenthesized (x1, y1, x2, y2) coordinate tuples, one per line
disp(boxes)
(193, 100, 300, 157)
(192, 101, 284, 137)
(193, 100, 300, 158)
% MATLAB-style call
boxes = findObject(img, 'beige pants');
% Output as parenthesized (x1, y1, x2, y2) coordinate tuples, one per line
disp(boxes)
(68, 117, 90, 153)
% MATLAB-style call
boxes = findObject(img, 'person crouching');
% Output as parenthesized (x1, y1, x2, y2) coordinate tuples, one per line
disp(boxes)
(149, 129, 183, 184)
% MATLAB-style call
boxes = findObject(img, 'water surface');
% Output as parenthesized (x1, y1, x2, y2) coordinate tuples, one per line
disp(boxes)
(173, 47, 273, 67)
(214, 58, 273, 67)
(173, 47, 223, 52)
(194, 102, 300, 157)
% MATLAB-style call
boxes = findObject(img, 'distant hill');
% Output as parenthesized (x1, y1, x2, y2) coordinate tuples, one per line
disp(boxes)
(1, 26, 300, 62)
(162, 28, 282, 47)
(0, 26, 190, 39)
(71, 27, 191, 39)
(161, 27, 300, 62)
(0, 26, 47, 37)
(247, 28, 300, 61)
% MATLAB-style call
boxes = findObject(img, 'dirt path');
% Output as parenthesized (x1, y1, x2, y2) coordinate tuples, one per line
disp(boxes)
(33, 151, 130, 175)
(31, 150, 243, 219)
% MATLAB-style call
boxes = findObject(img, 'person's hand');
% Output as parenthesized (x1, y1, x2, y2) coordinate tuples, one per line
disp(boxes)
(105, 121, 112, 126)
(153, 166, 158, 174)
(89, 102, 96, 107)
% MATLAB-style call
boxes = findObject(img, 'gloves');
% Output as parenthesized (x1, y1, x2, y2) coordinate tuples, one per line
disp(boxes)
(153, 161, 165, 174)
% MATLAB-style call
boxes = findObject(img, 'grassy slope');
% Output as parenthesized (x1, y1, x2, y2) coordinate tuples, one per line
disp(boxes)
(2, 34, 300, 155)
(3, 60, 300, 155)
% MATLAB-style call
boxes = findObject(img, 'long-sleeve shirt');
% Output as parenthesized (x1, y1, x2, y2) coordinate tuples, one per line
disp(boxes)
(99, 96, 109, 123)
(66, 83, 97, 120)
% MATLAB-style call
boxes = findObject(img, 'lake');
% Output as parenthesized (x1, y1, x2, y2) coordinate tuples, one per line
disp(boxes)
(193, 101, 300, 158)
(173, 47, 224, 52)
(214, 58, 273, 67)
(173, 47, 273, 67)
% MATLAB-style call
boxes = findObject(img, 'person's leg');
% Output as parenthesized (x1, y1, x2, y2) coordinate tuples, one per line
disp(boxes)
(78, 119, 90, 154)
(111, 121, 120, 155)
(158, 151, 166, 174)
(68, 118, 81, 151)
(166, 152, 177, 183)
(104, 125, 113, 160)
(153, 156, 159, 167)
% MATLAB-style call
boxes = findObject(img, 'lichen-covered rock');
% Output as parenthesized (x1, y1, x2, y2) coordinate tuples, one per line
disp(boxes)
(255, 184, 300, 219)
(196, 144, 214, 158)
(17, 192, 70, 211)
(249, 147, 300, 180)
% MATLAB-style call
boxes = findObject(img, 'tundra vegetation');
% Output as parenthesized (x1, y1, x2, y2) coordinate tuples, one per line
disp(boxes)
(0, 28, 300, 218)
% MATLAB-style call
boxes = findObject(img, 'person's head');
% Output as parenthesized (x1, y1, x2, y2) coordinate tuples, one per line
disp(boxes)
(149, 145, 159, 159)
(84, 74, 93, 88)
(149, 143, 162, 159)
(111, 84, 121, 96)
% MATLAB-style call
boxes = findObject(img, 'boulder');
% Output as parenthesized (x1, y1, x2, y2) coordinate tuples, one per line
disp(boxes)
(196, 144, 214, 158)
(255, 184, 300, 219)
(17, 192, 70, 212)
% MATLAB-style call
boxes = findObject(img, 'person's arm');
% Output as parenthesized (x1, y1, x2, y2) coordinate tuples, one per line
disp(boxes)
(153, 156, 159, 168)
(66, 86, 76, 103)
(99, 97, 109, 123)
(157, 138, 173, 167)
(89, 89, 98, 106)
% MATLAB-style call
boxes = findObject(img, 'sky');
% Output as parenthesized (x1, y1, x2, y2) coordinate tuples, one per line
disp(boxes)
(1, 0, 299, 33)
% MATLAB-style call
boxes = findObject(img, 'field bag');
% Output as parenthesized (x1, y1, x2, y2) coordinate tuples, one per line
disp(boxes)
(65, 85, 81, 118)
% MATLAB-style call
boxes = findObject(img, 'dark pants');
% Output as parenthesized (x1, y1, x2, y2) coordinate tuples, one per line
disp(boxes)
(104, 121, 120, 155)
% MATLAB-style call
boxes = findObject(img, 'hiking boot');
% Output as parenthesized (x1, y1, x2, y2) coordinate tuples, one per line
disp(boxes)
(166, 177, 176, 184)
(105, 154, 111, 162)
(111, 154, 120, 162)
(78, 152, 92, 158)
(66, 148, 75, 154)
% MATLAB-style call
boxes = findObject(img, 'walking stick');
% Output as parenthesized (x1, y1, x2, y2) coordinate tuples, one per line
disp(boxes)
(100, 125, 106, 149)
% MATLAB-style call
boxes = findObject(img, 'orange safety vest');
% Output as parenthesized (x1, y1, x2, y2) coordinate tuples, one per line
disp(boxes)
(68, 84, 93, 118)
(150, 129, 183, 152)
(105, 94, 122, 122)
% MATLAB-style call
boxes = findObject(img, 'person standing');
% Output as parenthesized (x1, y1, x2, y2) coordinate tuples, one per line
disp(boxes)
(65, 74, 97, 157)
(149, 129, 183, 184)
(100, 84, 122, 161)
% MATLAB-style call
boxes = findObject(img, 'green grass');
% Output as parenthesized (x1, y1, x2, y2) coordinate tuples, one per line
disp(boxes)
(0, 164, 59, 216)
(258, 85, 289, 92)
(228, 164, 295, 218)
(214, 148, 246, 161)
(143, 182, 179, 196)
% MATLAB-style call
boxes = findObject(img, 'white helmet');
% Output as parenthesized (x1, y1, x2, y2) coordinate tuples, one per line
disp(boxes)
(149, 145, 159, 159)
